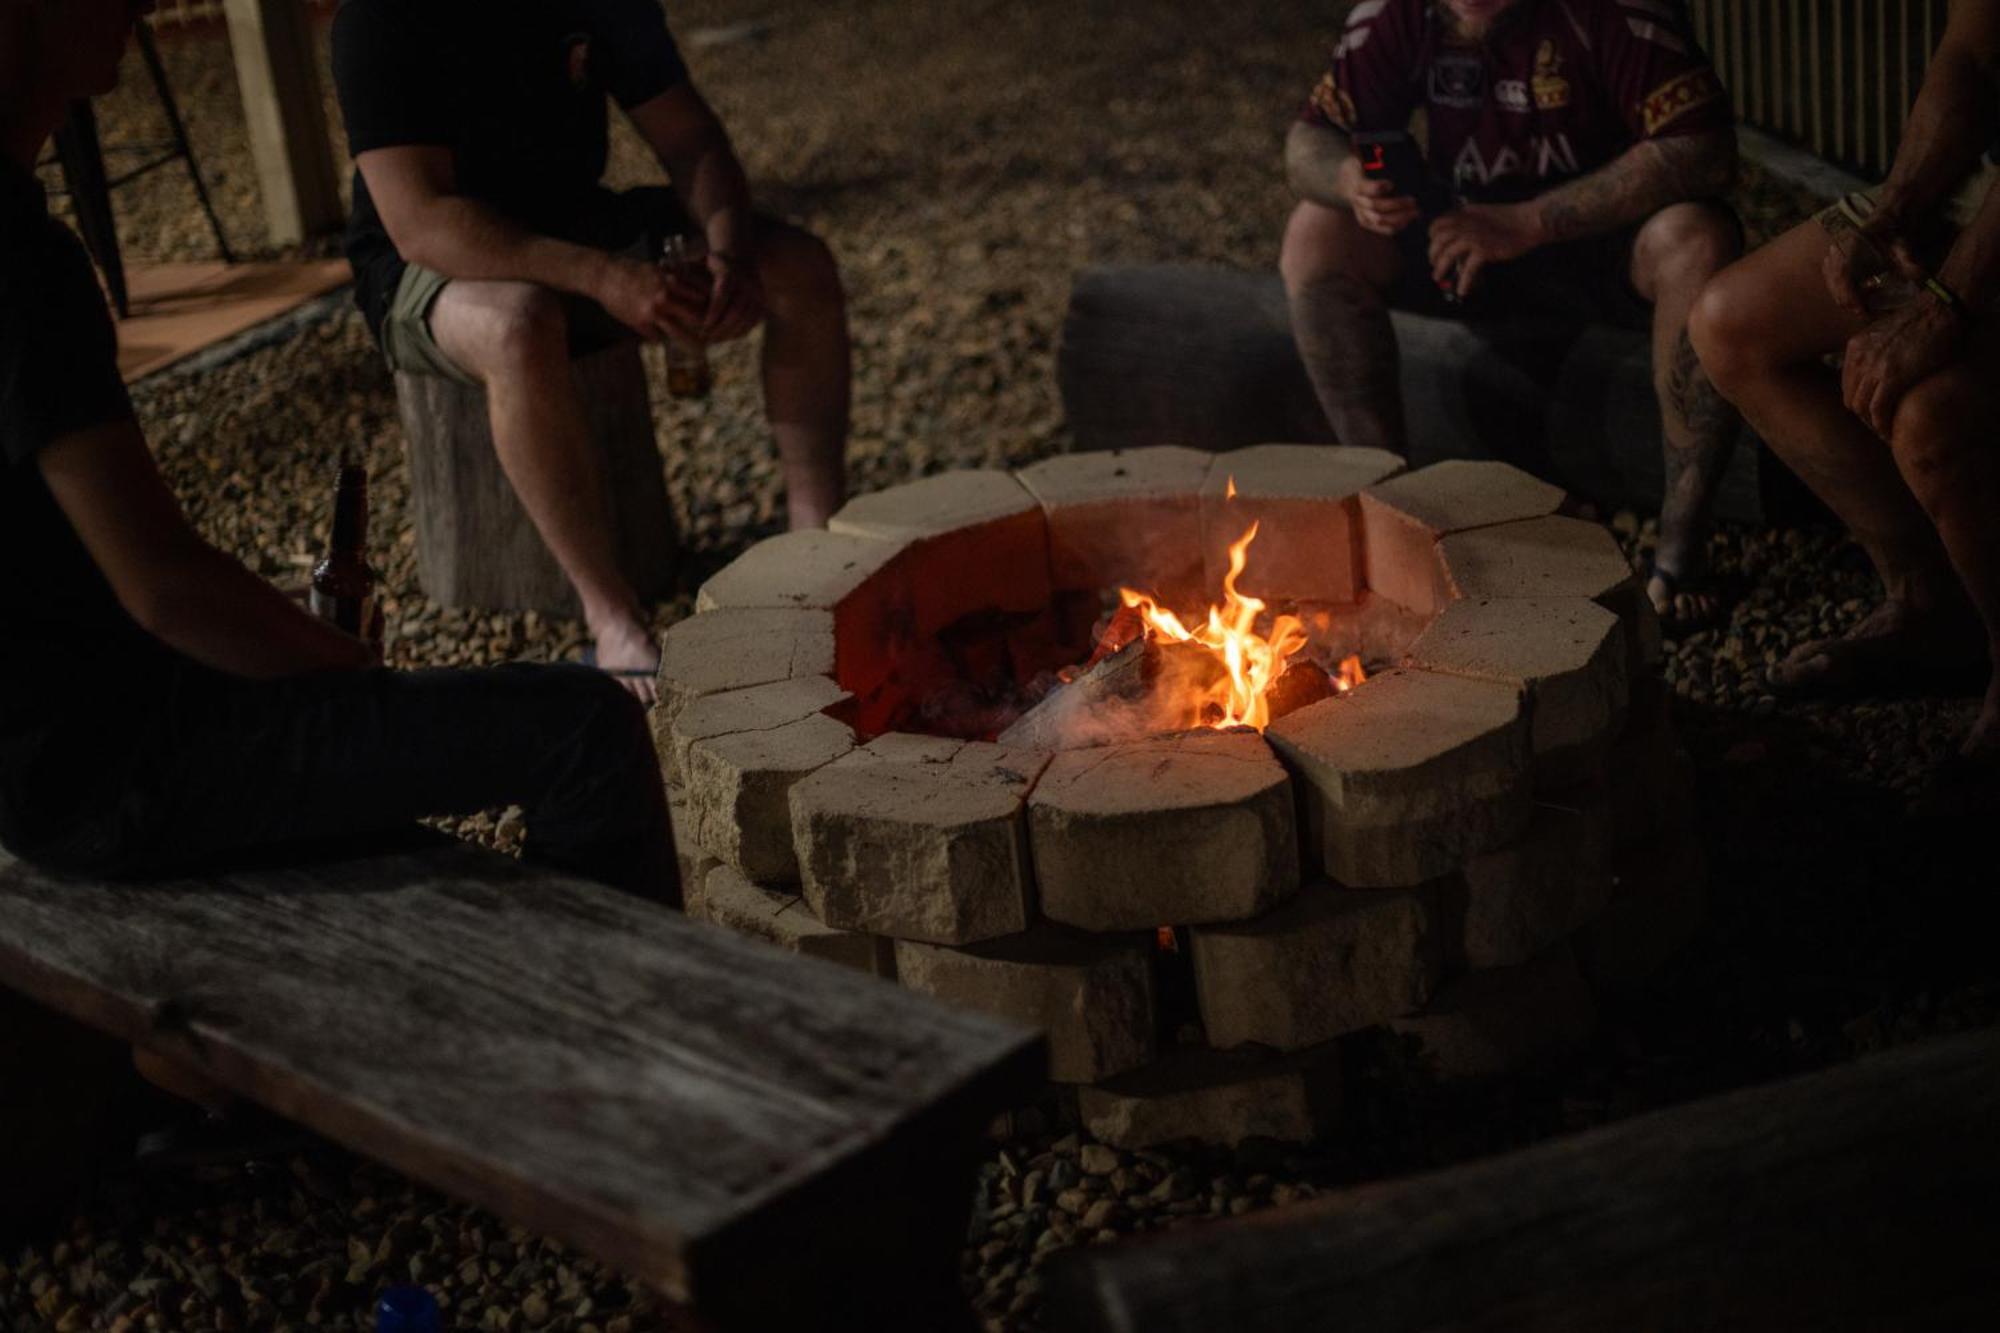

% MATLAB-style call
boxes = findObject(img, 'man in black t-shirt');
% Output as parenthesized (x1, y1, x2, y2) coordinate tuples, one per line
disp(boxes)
(0, 0, 676, 898)
(332, 0, 852, 698)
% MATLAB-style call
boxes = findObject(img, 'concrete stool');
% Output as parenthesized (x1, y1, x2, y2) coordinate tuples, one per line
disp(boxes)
(395, 341, 677, 616)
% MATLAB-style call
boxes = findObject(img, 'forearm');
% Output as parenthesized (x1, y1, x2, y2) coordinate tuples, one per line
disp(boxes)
(1534, 132, 1736, 244)
(1286, 121, 1358, 209)
(1879, 44, 1999, 227)
(139, 545, 373, 681)
(674, 137, 756, 259)
(1939, 178, 2000, 312)
(398, 196, 610, 299)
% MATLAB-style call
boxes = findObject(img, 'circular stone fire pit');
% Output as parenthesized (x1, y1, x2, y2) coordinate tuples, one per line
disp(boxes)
(653, 447, 1702, 1148)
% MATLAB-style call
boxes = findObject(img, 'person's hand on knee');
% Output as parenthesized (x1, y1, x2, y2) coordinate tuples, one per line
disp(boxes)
(594, 255, 702, 345)
(1840, 292, 1966, 438)
(701, 249, 766, 344)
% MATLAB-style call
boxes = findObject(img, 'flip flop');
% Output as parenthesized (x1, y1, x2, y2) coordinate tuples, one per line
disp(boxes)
(1642, 559, 1733, 635)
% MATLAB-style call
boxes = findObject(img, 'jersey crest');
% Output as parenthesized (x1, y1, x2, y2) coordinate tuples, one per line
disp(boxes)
(1532, 39, 1570, 110)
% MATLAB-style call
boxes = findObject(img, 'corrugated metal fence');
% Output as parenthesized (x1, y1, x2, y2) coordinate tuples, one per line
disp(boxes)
(148, 0, 337, 30)
(1687, 0, 1949, 180)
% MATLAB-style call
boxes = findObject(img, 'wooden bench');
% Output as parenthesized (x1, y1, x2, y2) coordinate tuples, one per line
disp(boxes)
(396, 341, 679, 616)
(0, 836, 1043, 1331)
(1056, 263, 1783, 525)
(1049, 1025, 2000, 1332)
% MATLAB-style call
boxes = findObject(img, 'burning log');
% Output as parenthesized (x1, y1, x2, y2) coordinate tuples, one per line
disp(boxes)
(1264, 659, 1334, 723)
(998, 637, 1227, 751)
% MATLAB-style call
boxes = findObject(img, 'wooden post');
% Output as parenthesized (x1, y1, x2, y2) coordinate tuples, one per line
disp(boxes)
(223, 0, 343, 245)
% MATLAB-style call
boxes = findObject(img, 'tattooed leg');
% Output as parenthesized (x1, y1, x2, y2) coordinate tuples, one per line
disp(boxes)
(1280, 201, 1407, 454)
(1633, 202, 1743, 625)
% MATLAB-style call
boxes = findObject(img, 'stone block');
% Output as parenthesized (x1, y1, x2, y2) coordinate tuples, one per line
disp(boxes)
(1575, 831, 1707, 992)
(694, 529, 913, 698)
(1028, 731, 1300, 931)
(829, 470, 1052, 633)
(1444, 795, 1616, 971)
(894, 932, 1154, 1084)
(1192, 884, 1438, 1051)
(668, 791, 718, 910)
(1359, 461, 1566, 616)
(1405, 597, 1629, 787)
(1294, 592, 1438, 668)
(1017, 446, 1215, 605)
(1435, 515, 1657, 676)
(652, 608, 836, 753)
(1266, 668, 1531, 889)
(791, 736, 1049, 945)
(1078, 1047, 1340, 1149)
(684, 713, 855, 883)
(665, 674, 849, 789)
(695, 865, 897, 978)
(1200, 444, 1405, 604)
(1388, 943, 1596, 1079)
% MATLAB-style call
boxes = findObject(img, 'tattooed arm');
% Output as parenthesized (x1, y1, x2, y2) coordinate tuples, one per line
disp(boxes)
(1876, 0, 2000, 232)
(1286, 121, 1423, 235)
(1535, 129, 1738, 244)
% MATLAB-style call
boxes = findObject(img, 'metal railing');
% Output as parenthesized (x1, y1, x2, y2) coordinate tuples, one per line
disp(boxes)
(1687, 0, 1949, 181)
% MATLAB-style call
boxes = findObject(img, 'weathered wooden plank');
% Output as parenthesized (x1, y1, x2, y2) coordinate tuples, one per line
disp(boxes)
(221, 0, 343, 245)
(0, 836, 1042, 1330)
(1050, 1026, 2000, 1333)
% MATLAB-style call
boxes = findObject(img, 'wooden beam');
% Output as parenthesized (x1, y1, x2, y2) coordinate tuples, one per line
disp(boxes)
(0, 836, 1042, 1331)
(1049, 1026, 2000, 1333)
(222, 0, 343, 245)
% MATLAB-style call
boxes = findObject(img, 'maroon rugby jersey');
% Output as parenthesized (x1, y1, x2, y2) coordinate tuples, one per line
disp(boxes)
(1301, 0, 1731, 204)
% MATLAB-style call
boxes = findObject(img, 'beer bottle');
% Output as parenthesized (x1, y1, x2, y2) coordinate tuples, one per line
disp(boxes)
(310, 456, 379, 641)
(658, 232, 714, 400)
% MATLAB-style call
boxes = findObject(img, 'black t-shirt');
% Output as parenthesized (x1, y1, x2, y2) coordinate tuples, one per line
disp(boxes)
(331, 0, 691, 338)
(0, 163, 176, 850)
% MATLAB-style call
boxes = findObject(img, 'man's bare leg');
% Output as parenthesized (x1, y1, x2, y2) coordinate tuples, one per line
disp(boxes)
(1887, 334, 2000, 755)
(430, 281, 659, 703)
(1691, 220, 1983, 691)
(1629, 202, 1743, 625)
(1280, 200, 1408, 454)
(753, 219, 850, 529)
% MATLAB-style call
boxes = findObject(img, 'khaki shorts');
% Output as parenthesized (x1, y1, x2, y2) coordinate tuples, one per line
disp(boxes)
(381, 263, 478, 387)
(377, 185, 693, 387)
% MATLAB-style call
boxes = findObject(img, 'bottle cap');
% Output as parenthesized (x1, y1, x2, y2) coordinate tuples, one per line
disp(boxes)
(375, 1285, 441, 1333)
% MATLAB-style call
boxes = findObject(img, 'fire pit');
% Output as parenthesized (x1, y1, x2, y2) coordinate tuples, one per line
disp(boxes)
(654, 447, 1701, 1147)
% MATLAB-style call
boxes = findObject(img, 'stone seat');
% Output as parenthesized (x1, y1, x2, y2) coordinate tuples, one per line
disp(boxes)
(1054, 262, 1776, 524)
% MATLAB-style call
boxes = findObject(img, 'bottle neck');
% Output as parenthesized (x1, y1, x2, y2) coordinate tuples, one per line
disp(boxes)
(329, 464, 368, 555)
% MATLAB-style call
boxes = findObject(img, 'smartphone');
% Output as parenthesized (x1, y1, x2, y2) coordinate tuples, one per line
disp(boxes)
(1353, 130, 1452, 217)
(1354, 130, 1461, 302)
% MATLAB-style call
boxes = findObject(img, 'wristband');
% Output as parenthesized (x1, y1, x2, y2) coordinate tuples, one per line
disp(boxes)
(1924, 276, 1967, 316)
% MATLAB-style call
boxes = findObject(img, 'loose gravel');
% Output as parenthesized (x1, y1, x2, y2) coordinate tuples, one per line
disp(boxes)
(8, 3, 1997, 1330)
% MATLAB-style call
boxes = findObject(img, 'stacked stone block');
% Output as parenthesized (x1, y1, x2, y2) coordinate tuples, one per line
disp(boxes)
(655, 449, 1705, 1147)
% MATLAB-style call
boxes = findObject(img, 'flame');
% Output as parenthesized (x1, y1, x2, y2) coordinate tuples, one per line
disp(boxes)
(1226, 475, 1238, 500)
(1156, 926, 1179, 953)
(1118, 521, 1315, 732)
(1334, 654, 1367, 692)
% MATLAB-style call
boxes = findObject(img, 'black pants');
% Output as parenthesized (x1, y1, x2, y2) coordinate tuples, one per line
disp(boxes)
(27, 662, 678, 904)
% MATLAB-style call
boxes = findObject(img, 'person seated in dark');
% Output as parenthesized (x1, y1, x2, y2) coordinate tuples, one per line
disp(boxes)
(332, 0, 852, 701)
(0, 0, 677, 903)
(1280, 0, 1742, 627)
(1690, 2, 2000, 787)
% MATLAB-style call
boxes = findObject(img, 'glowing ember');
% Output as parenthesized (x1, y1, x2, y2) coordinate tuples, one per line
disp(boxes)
(1116, 521, 1366, 732)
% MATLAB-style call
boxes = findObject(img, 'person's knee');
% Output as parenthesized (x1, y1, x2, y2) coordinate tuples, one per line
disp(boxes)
(1640, 203, 1741, 293)
(1686, 268, 1768, 396)
(1891, 372, 1977, 507)
(484, 284, 569, 369)
(757, 222, 845, 316)
(1280, 200, 1368, 290)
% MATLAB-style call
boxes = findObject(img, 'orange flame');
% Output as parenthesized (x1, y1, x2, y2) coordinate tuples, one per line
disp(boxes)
(1118, 522, 1315, 732)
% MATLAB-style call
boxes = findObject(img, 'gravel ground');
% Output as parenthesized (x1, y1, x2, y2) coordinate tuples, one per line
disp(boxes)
(9, 4, 1999, 1331)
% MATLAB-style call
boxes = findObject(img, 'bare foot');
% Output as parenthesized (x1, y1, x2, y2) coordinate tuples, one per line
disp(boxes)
(590, 616, 661, 707)
(1646, 566, 1727, 630)
(1769, 599, 1986, 698)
